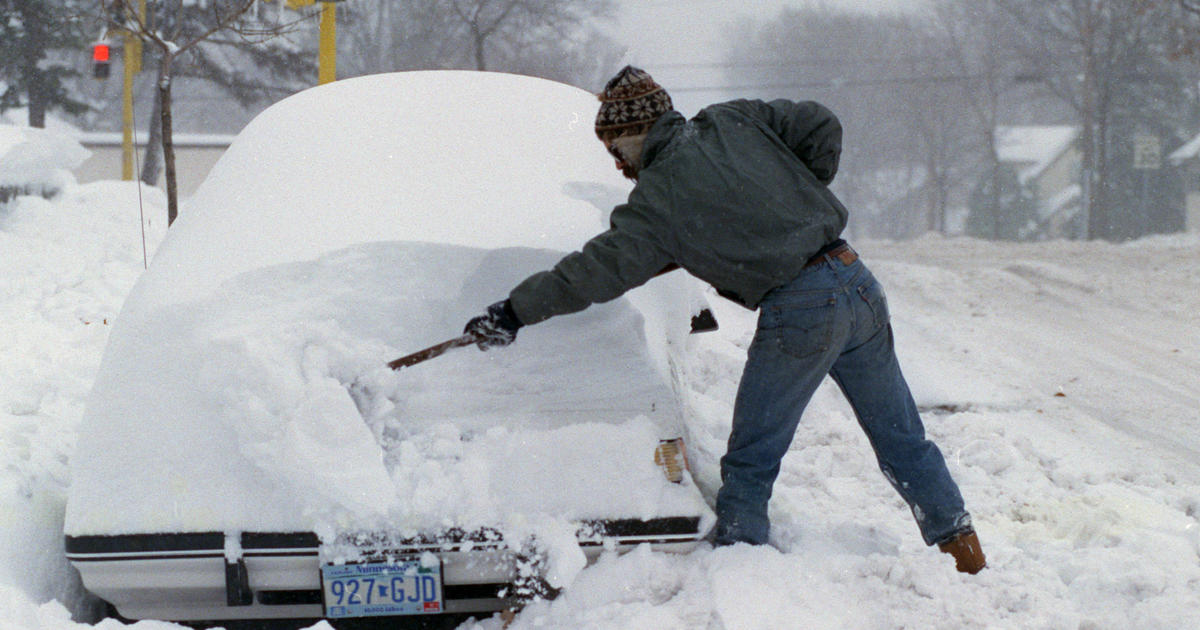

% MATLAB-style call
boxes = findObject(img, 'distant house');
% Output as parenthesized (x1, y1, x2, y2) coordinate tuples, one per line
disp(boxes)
(1168, 132, 1200, 233)
(74, 132, 235, 198)
(995, 125, 1082, 239)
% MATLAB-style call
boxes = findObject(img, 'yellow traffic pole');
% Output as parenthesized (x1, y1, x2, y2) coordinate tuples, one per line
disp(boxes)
(121, 37, 135, 180)
(318, 1, 337, 84)
(120, 0, 145, 181)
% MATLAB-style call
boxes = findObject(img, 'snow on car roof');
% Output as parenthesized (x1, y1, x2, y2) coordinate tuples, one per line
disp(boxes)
(139, 71, 630, 306)
(65, 71, 711, 541)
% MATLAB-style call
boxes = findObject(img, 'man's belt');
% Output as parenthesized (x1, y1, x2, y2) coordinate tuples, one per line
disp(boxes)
(803, 242, 858, 269)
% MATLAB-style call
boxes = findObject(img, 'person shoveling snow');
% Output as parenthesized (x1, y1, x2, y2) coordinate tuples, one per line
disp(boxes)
(462, 66, 986, 574)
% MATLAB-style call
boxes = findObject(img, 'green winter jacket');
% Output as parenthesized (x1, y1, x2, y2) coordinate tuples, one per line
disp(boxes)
(509, 99, 849, 325)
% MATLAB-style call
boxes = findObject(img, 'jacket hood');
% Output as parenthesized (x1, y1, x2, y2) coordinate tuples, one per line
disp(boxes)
(641, 111, 686, 169)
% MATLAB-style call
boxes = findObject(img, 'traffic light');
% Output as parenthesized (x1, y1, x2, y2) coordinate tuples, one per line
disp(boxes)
(93, 42, 111, 79)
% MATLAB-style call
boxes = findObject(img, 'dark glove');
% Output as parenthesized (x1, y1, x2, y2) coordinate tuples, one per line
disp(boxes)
(463, 299, 523, 350)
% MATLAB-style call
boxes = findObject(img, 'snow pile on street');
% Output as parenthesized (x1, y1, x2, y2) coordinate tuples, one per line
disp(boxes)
(64, 72, 708, 544)
(0, 124, 89, 197)
(0, 160, 166, 620)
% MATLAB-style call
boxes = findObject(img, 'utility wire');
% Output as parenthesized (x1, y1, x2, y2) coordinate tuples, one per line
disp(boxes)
(130, 83, 148, 270)
(652, 55, 1027, 70)
(668, 69, 1181, 93)
(668, 72, 1000, 93)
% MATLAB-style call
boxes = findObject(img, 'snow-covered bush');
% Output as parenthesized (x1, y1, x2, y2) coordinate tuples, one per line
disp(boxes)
(0, 124, 89, 206)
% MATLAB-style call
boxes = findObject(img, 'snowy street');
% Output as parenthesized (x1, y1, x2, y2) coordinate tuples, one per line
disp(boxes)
(2, 151, 1199, 629)
(5, 0, 1200, 623)
(616, 234, 1200, 630)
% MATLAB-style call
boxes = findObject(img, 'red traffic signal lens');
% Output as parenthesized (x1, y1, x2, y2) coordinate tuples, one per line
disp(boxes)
(93, 43, 110, 62)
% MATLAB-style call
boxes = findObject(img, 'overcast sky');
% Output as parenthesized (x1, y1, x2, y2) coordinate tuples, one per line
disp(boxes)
(611, 0, 923, 114)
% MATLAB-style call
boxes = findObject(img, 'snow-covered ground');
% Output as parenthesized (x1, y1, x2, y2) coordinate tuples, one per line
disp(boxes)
(1, 176, 167, 626)
(3, 131, 1200, 629)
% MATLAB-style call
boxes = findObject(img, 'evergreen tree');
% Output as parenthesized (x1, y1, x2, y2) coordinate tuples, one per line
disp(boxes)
(966, 163, 1037, 241)
(0, 0, 92, 127)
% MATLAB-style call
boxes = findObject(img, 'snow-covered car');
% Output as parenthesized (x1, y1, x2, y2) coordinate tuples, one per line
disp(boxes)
(63, 71, 714, 624)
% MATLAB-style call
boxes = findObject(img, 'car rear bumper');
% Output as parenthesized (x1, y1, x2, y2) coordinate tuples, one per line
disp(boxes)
(66, 516, 707, 622)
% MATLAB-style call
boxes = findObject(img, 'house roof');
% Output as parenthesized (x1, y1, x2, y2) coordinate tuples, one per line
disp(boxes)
(1040, 183, 1081, 222)
(1168, 131, 1200, 163)
(996, 125, 1078, 184)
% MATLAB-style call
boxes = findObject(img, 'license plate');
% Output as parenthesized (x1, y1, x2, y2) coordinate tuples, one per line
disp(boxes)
(321, 557, 443, 617)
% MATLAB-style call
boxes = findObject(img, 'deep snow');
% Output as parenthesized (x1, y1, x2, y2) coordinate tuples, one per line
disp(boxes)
(1, 176, 167, 624)
(4, 88, 1200, 629)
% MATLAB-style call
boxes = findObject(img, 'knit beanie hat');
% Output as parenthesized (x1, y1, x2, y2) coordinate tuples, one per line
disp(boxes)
(595, 66, 673, 139)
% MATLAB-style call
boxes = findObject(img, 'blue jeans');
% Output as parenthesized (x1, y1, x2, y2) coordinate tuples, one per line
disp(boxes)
(714, 253, 970, 547)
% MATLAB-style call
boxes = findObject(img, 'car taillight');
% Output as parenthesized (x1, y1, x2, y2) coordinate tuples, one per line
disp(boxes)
(654, 438, 688, 484)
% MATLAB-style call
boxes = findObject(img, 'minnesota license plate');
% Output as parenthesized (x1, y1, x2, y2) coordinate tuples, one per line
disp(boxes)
(321, 557, 443, 617)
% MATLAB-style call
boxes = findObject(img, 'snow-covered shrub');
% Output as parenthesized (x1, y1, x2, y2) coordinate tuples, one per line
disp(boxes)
(0, 124, 89, 207)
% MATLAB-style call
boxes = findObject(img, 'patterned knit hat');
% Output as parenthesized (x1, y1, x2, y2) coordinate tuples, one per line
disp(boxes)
(595, 66, 673, 138)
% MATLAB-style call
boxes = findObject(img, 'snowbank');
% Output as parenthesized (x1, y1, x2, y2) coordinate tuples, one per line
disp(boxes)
(1, 164, 166, 621)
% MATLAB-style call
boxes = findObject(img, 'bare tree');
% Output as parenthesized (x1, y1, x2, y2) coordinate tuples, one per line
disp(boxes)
(446, 0, 614, 73)
(929, 0, 1031, 239)
(338, 0, 620, 89)
(895, 18, 984, 235)
(338, 3, 454, 75)
(103, 0, 305, 225)
(724, 7, 978, 238)
(725, 0, 1198, 241)
(994, 0, 1196, 240)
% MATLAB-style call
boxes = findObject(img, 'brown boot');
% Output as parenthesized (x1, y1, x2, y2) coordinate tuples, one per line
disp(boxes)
(938, 530, 986, 574)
